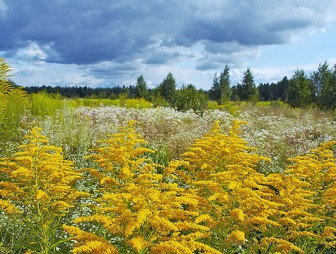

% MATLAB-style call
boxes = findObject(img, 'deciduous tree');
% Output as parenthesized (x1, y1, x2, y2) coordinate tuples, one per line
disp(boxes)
(172, 84, 208, 113)
(287, 69, 314, 107)
(311, 62, 336, 109)
(134, 75, 148, 99)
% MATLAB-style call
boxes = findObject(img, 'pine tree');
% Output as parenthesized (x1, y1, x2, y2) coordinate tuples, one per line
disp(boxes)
(158, 72, 176, 104)
(239, 68, 258, 101)
(208, 74, 220, 102)
(219, 65, 231, 104)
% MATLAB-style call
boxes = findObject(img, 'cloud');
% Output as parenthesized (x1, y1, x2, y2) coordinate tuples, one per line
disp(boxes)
(86, 61, 142, 79)
(196, 45, 261, 71)
(143, 51, 182, 65)
(0, 0, 185, 64)
(0, 0, 6, 13)
(175, 1, 336, 47)
(1, 0, 336, 89)
(196, 62, 222, 71)
(13, 41, 48, 61)
(2, 1, 335, 65)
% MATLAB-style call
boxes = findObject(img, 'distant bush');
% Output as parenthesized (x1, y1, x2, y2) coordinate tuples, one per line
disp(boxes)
(172, 84, 208, 113)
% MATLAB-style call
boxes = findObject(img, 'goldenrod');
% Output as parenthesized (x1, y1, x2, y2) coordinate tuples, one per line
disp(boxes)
(65, 121, 218, 253)
(0, 127, 88, 253)
(226, 230, 245, 245)
(181, 120, 280, 251)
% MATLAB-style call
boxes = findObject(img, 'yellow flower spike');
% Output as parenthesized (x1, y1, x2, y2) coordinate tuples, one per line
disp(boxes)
(195, 214, 214, 224)
(208, 192, 230, 203)
(181, 120, 281, 250)
(35, 189, 49, 200)
(228, 181, 241, 190)
(66, 121, 218, 253)
(10, 166, 33, 180)
(0, 127, 88, 253)
(230, 208, 245, 221)
(226, 230, 246, 245)
(151, 240, 194, 254)
(119, 166, 134, 179)
(128, 236, 147, 252)
(0, 199, 19, 214)
(259, 237, 304, 254)
(261, 140, 336, 252)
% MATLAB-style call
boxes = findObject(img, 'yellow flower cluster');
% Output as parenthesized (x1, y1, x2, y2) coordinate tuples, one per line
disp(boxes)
(65, 121, 219, 253)
(180, 120, 336, 253)
(0, 127, 88, 253)
(226, 230, 245, 245)
(181, 120, 283, 251)
(1, 121, 336, 253)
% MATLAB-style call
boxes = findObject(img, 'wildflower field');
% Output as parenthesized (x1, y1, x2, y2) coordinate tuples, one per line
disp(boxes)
(1, 95, 336, 254)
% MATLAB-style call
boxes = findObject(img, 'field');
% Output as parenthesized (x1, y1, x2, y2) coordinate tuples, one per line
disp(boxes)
(1, 95, 336, 253)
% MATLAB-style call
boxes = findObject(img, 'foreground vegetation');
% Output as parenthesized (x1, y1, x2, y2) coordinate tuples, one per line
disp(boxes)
(1, 58, 336, 253)
(1, 113, 336, 253)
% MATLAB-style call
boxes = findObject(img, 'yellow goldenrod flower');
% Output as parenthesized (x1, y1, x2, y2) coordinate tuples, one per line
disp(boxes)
(65, 122, 218, 253)
(322, 227, 336, 239)
(226, 230, 245, 245)
(0, 127, 88, 253)
(260, 237, 304, 253)
(230, 208, 245, 221)
(35, 189, 49, 200)
(0, 199, 19, 214)
(128, 236, 147, 252)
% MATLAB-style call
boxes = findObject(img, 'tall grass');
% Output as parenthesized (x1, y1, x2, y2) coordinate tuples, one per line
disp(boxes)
(67, 97, 153, 108)
(29, 92, 65, 117)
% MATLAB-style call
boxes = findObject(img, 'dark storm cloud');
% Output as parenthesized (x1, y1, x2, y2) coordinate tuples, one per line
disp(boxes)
(0, 0, 184, 64)
(175, 1, 329, 47)
(85, 61, 141, 79)
(0, 0, 335, 68)
(143, 51, 182, 65)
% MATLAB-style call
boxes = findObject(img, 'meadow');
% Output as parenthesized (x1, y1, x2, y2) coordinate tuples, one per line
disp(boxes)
(1, 91, 336, 253)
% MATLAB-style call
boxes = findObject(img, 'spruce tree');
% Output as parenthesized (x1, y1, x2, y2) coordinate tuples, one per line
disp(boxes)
(158, 72, 176, 104)
(240, 68, 257, 101)
(219, 65, 231, 104)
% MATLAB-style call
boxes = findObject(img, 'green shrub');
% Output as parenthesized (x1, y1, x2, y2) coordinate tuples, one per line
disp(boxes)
(172, 85, 208, 113)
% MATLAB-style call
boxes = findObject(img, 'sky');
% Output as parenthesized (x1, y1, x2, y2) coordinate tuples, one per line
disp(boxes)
(1, 0, 336, 90)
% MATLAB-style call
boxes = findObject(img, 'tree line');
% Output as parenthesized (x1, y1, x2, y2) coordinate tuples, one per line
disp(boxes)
(209, 62, 336, 110)
(23, 61, 336, 110)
